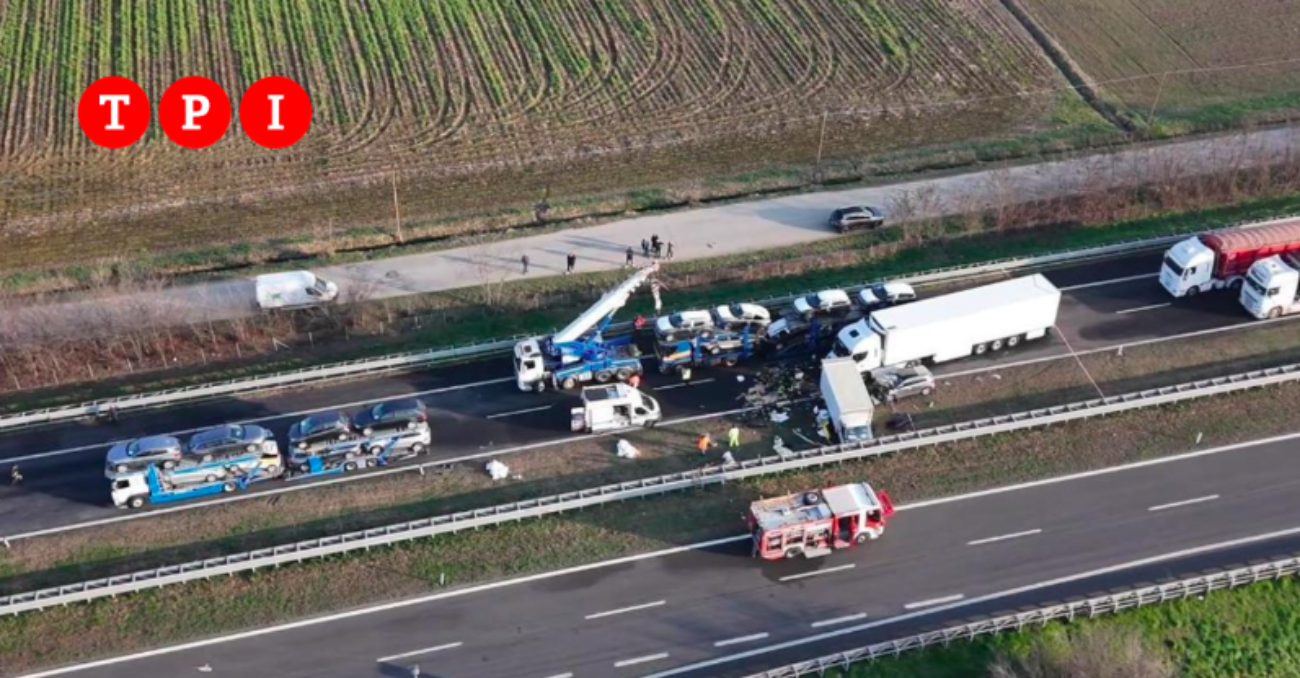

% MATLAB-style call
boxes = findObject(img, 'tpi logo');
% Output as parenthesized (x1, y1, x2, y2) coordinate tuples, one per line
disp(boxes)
(78, 75, 312, 149)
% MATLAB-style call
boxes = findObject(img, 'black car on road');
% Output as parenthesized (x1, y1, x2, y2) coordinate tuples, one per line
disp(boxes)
(352, 398, 429, 437)
(829, 205, 885, 233)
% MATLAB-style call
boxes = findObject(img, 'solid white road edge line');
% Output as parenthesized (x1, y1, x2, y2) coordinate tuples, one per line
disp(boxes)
(1148, 494, 1220, 512)
(779, 564, 856, 582)
(486, 405, 553, 419)
(542, 673, 574, 678)
(1056, 273, 1157, 291)
(584, 600, 667, 620)
(714, 633, 770, 647)
(811, 613, 868, 628)
(15, 432, 1299, 677)
(375, 642, 463, 663)
(1115, 303, 1171, 315)
(638, 523, 1300, 678)
(967, 529, 1043, 546)
(4, 376, 516, 464)
(614, 653, 670, 668)
(904, 594, 964, 610)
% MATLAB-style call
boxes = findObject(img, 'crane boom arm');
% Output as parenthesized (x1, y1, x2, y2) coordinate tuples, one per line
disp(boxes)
(552, 263, 659, 344)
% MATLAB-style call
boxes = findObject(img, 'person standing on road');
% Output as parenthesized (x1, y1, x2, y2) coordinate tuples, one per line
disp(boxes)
(566, 252, 577, 275)
(10, 465, 22, 486)
(666, 241, 675, 260)
(521, 254, 530, 274)
(625, 246, 635, 268)
(628, 373, 642, 389)
(728, 425, 741, 449)
(696, 433, 713, 455)
(651, 234, 660, 256)
(642, 238, 651, 257)
(653, 241, 663, 259)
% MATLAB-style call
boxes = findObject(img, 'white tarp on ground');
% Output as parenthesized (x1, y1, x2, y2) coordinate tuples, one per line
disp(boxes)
(486, 459, 509, 480)
(616, 439, 640, 459)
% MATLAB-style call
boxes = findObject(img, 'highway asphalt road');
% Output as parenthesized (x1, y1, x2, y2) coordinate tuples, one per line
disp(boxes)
(0, 249, 1278, 537)
(10, 126, 1297, 336)
(21, 433, 1300, 678)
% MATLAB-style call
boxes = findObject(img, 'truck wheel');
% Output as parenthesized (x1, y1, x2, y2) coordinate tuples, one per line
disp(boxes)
(129, 496, 146, 509)
(344, 461, 359, 472)
(615, 368, 633, 381)
(990, 338, 1004, 351)
(854, 533, 869, 545)
(222, 481, 237, 493)
(724, 357, 738, 367)
(785, 548, 801, 560)
(803, 492, 822, 506)
(708, 346, 720, 356)
(595, 371, 612, 383)
(1230, 278, 1244, 291)
(562, 377, 577, 389)
(1269, 307, 1283, 319)
(265, 465, 281, 477)
(973, 343, 988, 355)
(411, 442, 427, 456)
(205, 475, 218, 483)
(1185, 286, 1199, 297)
(368, 445, 383, 456)
(534, 381, 546, 393)
(362, 427, 374, 437)
(1007, 335, 1022, 348)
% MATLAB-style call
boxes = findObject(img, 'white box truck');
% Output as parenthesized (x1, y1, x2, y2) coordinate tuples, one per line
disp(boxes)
(820, 357, 874, 444)
(255, 271, 339, 310)
(830, 274, 1061, 373)
(570, 384, 663, 433)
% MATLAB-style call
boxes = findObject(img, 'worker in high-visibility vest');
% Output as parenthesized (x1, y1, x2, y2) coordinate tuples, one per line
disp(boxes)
(696, 433, 713, 455)
(728, 426, 741, 449)
(628, 373, 642, 389)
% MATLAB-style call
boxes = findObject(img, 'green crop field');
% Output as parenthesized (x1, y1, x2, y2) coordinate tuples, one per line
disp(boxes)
(0, 0, 1081, 275)
(1018, 0, 1300, 130)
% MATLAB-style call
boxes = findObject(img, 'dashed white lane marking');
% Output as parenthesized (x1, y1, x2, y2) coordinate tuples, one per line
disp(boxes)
(1149, 494, 1219, 512)
(810, 613, 868, 628)
(967, 529, 1043, 546)
(779, 564, 855, 582)
(714, 633, 770, 647)
(1058, 273, 1157, 291)
(615, 653, 670, 668)
(585, 600, 667, 620)
(904, 594, 964, 610)
(486, 405, 553, 419)
(654, 379, 716, 390)
(376, 642, 463, 663)
(1115, 302, 1170, 315)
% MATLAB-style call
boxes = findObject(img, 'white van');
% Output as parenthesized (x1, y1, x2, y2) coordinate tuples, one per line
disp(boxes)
(255, 271, 339, 310)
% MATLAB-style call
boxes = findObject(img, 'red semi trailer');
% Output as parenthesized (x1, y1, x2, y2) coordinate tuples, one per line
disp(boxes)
(748, 482, 893, 560)
(1160, 217, 1300, 298)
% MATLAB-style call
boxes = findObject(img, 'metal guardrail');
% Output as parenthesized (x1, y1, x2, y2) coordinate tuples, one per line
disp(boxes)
(0, 230, 1191, 432)
(2, 359, 1297, 616)
(747, 555, 1300, 678)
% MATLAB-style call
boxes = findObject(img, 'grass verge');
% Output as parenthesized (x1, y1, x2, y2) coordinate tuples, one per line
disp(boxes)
(839, 576, 1300, 678)
(5, 357, 1300, 672)
(10, 189, 1300, 415)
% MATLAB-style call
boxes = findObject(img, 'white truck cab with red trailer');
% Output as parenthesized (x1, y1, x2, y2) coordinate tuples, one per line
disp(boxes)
(748, 482, 893, 560)
(1160, 218, 1300, 298)
(1240, 252, 1300, 319)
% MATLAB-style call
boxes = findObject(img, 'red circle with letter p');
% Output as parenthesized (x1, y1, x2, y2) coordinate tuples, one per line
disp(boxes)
(240, 76, 312, 149)
(159, 76, 231, 149)
(78, 76, 151, 149)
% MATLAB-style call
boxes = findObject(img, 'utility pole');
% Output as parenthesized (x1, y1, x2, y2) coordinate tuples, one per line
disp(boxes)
(814, 110, 829, 182)
(391, 171, 404, 243)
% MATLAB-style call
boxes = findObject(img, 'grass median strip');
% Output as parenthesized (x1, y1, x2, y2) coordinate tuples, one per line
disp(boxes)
(5, 360, 1300, 672)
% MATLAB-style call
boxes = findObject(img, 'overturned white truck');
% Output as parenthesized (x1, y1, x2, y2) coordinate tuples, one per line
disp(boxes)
(830, 274, 1061, 373)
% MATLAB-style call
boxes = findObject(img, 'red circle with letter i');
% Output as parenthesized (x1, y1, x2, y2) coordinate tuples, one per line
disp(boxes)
(158, 76, 231, 149)
(78, 76, 151, 148)
(240, 76, 312, 149)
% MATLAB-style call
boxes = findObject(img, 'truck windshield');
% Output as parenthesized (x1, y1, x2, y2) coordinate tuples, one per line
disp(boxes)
(313, 278, 332, 292)
(845, 425, 872, 441)
(1162, 255, 1185, 277)
(1245, 276, 1267, 296)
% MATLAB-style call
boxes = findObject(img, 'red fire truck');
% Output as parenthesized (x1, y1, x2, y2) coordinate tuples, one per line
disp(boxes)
(748, 481, 894, 560)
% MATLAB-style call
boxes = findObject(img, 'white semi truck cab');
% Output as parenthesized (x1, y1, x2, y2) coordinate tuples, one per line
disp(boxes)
(1160, 236, 1218, 297)
(1241, 254, 1300, 319)
(832, 319, 887, 373)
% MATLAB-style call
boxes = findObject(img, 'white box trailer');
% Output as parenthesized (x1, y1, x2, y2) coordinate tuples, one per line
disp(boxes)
(831, 274, 1061, 373)
(819, 358, 874, 444)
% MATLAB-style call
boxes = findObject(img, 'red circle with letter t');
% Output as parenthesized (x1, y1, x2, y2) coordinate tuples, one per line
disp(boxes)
(78, 76, 151, 148)
(159, 76, 231, 149)
(240, 76, 312, 149)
